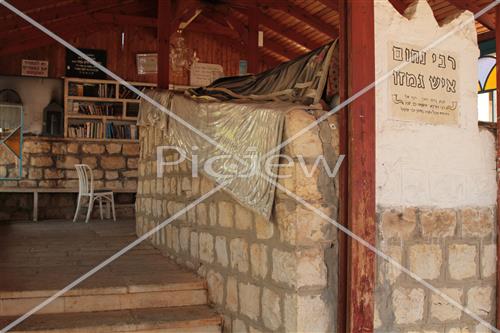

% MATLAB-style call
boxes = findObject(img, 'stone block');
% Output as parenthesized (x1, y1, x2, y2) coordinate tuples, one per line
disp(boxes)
(408, 244, 442, 280)
(226, 276, 238, 312)
(44, 169, 64, 180)
(179, 227, 190, 252)
(106, 143, 122, 154)
(250, 243, 268, 279)
(215, 236, 228, 267)
(52, 143, 67, 154)
(467, 286, 492, 317)
(122, 170, 138, 178)
(431, 288, 463, 322)
(101, 156, 126, 170)
(230, 238, 249, 273)
(82, 156, 97, 169)
(105, 171, 119, 180)
(218, 201, 234, 228)
(122, 143, 140, 156)
(28, 168, 43, 180)
(262, 288, 281, 330)
(239, 282, 260, 321)
(420, 208, 457, 238)
(379, 207, 416, 240)
(481, 243, 496, 278)
(448, 244, 477, 280)
(294, 163, 322, 202)
(235, 205, 253, 231)
(272, 249, 296, 287)
(461, 207, 494, 238)
(232, 319, 248, 333)
(23, 141, 51, 154)
(56, 156, 79, 169)
(199, 232, 214, 263)
(392, 288, 425, 324)
(255, 215, 274, 240)
(196, 203, 208, 225)
(284, 294, 330, 333)
(284, 109, 323, 158)
(82, 144, 105, 154)
(209, 203, 217, 226)
(67, 143, 79, 154)
(296, 248, 327, 288)
(206, 270, 224, 305)
(379, 245, 402, 284)
(190, 232, 198, 258)
(127, 158, 138, 169)
(31, 156, 53, 167)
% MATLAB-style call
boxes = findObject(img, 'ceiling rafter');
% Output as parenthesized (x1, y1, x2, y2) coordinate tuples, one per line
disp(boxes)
(0, 0, 133, 32)
(446, 0, 495, 31)
(0, 0, 135, 41)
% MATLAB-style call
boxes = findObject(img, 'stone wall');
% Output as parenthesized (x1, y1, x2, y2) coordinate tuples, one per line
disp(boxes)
(0, 136, 139, 220)
(375, 206, 496, 332)
(136, 109, 340, 333)
(375, 1, 497, 332)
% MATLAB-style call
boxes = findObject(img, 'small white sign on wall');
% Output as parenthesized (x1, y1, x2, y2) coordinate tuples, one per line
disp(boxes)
(190, 63, 224, 87)
(21, 59, 48, 77)
(388, 41, 459, 125)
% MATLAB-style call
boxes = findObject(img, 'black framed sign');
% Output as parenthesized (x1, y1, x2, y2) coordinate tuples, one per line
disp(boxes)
(65, 48, 107, 79)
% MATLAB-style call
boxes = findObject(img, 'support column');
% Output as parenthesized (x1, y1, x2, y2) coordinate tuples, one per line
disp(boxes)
(346, 1, 376, 332)
(337, 0, 349, 332)
(247, 2, 259, 73)
(157, 0, 171, 89)
(496, 6, 500, 330)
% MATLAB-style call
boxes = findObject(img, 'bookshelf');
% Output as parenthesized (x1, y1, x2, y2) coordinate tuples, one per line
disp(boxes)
(63, 77, 156, 142)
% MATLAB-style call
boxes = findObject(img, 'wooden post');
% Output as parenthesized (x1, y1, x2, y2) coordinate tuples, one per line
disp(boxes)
(496, 6, 500, 330)
(157, 0, 171, 89)
(337, 0, 349, 332)
(247, 2, 259, 73)
(346, 0, 376, 332)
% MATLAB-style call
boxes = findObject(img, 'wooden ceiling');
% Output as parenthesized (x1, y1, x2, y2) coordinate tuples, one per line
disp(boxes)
(0, 0, 497, 63)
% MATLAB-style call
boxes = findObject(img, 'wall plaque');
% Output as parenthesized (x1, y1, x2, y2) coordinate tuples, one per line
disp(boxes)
(190, 62, 224, 87)
(388, 42, 459, 125)
(21, 59, 48, 77)
(65, 48, 107, 79)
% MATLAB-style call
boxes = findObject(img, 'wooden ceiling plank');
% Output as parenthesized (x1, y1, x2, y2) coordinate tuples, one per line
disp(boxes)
(446, 0, 495, 31)
(316, 0, 338, 11)
(93, 13, 157, 28)
(0, 0, 134, 41)
(267, 2, 338, 39)
(388, 0, 408, 15)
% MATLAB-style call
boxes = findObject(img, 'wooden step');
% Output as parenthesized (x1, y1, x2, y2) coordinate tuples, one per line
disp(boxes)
(0, 305, 222, 333)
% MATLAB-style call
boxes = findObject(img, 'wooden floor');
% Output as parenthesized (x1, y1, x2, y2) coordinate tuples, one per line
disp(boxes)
(0, 220, 221, 333)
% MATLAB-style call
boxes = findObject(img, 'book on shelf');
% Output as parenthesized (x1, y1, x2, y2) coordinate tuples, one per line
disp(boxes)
(68, 122, 104, 139)
(68, 82, 115, 98)
(119, 86, 148, 100)
(106, 122, 138, 140)
(70, 102, 122, 116)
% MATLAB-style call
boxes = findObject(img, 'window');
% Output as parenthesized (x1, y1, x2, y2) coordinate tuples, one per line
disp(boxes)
(477, 55, 496, 122)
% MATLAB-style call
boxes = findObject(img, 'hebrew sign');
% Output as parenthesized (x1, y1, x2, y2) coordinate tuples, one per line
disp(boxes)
(388, 42, 459, 125)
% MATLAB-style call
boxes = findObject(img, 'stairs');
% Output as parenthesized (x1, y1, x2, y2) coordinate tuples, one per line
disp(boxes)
(0, 221, 222, 333)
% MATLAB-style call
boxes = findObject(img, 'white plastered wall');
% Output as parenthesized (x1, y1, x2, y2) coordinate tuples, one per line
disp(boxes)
(375, 0, 497, 208)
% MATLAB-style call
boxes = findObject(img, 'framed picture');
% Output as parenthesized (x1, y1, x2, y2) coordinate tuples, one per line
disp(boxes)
(136, 53, 158, 75)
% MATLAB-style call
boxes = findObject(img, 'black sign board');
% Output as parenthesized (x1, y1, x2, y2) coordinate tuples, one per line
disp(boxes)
(65, 48, 107, 79)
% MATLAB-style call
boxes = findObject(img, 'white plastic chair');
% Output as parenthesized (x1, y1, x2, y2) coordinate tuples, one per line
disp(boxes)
(73, 164, 116, 223)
